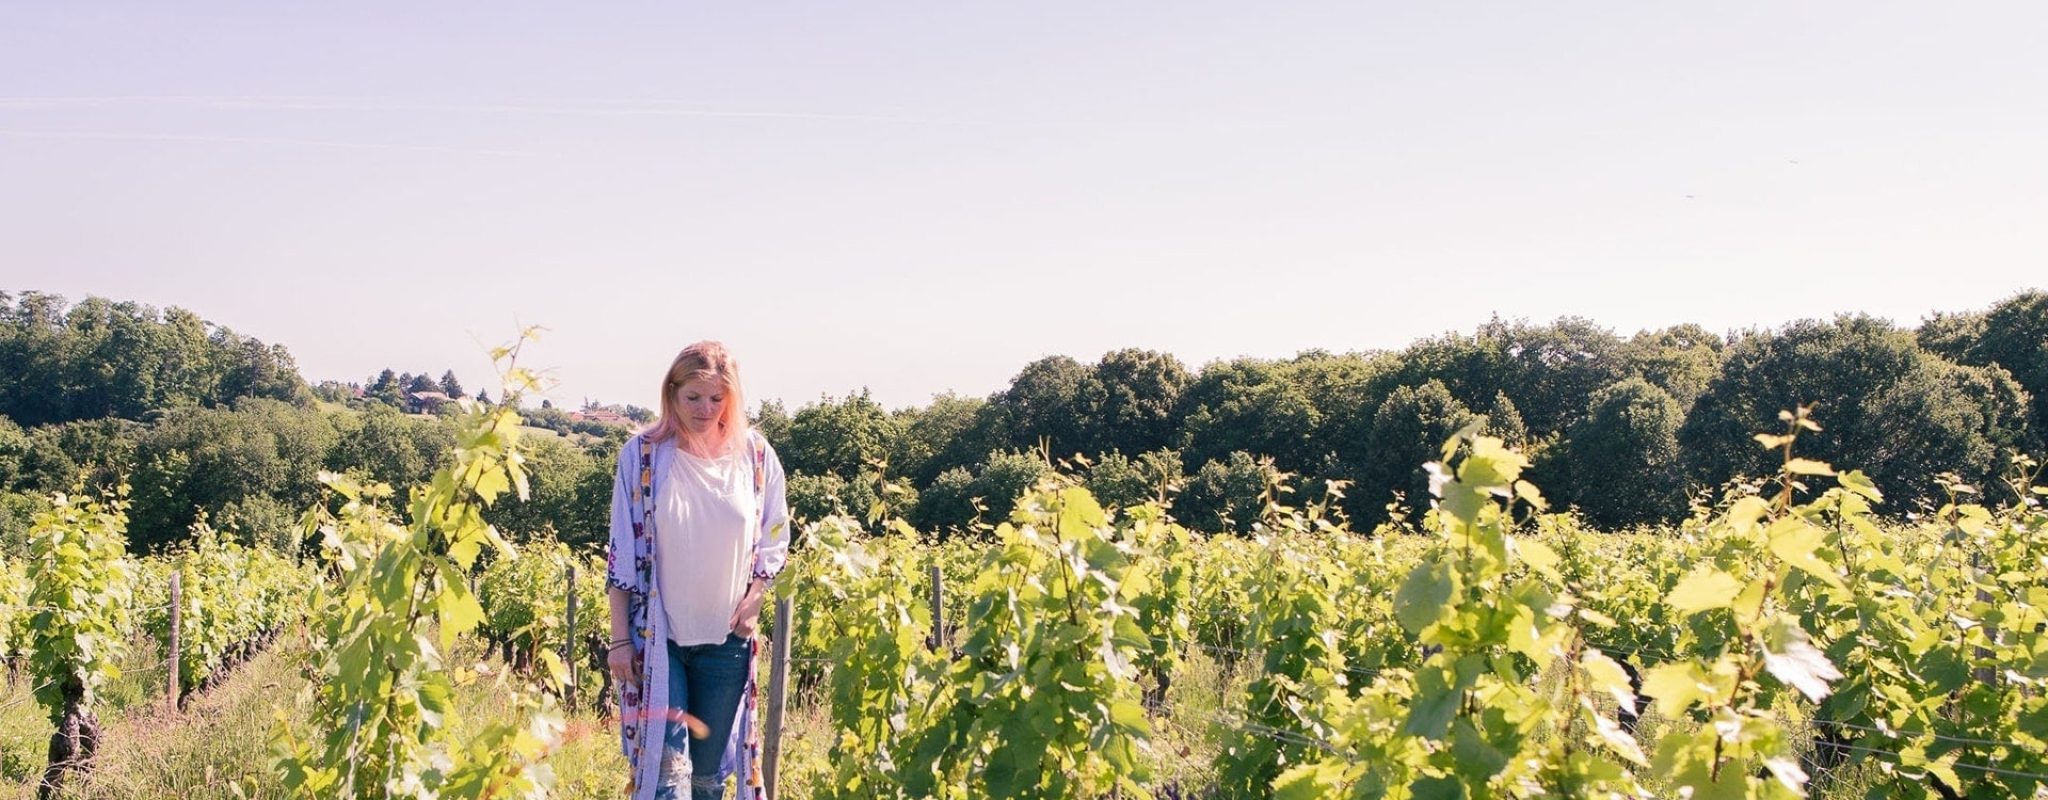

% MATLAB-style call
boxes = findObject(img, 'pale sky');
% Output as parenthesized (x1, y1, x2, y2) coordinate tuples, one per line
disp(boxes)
(4, 3, 2043, 411)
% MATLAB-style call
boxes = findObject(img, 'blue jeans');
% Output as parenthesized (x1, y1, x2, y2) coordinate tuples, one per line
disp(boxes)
(655, 633, 751, 800)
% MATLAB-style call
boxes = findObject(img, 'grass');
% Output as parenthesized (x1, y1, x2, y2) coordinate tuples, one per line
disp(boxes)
(1145, 648, 1249, 798)
(0, 629, 634, 799)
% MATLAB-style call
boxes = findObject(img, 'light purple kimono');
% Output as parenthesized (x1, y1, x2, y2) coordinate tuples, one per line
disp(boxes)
(607, 430, 789, 800)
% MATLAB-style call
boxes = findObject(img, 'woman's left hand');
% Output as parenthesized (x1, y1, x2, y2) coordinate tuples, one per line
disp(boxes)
(729, 583, 766, 638)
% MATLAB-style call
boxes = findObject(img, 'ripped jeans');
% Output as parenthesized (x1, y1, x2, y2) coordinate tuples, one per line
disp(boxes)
(654, 633, 750, 800)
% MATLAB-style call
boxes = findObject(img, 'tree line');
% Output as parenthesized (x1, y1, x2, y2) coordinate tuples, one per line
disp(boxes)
(0, 292, 615, 552)
(311, 369, 477, 409)
(2, 288, 2042, 554)
(767, 291, 2045, 533)
(0, 291, 306, 427)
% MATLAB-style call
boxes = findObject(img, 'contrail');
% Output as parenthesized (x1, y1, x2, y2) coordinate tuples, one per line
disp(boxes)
(0, 128, 538, 157)
(0, 95, 1015, 127)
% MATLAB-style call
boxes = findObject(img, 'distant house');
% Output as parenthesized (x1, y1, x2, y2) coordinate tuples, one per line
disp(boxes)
(570, 408, 635, 427)
(408, 391, 453, 414)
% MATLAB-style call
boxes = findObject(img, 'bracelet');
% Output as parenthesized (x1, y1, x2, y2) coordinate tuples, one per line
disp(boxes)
(607, 639, 633, 651)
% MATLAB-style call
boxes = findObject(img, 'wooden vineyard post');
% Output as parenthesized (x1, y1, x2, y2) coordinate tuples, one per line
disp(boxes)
(166, 571, 180, 713)
(765, 598, 792, 800)
(928, 563, 945, 652)
(564, 561, 579, 709)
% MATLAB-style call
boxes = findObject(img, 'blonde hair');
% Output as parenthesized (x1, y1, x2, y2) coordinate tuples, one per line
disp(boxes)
(644, 340, 749, 454)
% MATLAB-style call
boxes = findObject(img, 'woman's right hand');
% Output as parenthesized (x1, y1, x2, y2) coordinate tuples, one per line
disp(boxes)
(607, 642, 638, 687)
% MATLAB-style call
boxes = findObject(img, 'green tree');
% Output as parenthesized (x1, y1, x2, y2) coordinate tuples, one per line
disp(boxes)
(784, 471, 893, 525)
(1355, 380, 1480, 526)
(1616, 323, 1726, 410)
(1079, 348, 1191, 457)
(1916, 309, 1986, 362)
(752, 399, 792, 449)
(151, 307, 219, 411)
(1477, 316, 1627, 435)
(214, 335, 309, 406)
(1927, 290, 2048, 447)
(127, 399, 338, 550)
(0, 293, 306, 426)
(921, 399, 1009, 489)
(0, 416, 27, 491)
(891, 392, 986, 485)
(1481, 390, 1530, 448)
(1559, 377, 1688, 527)
(57, 297, 160, 421)
(406, 372, 440, 395)
(1381, 317, 1626, 440)
(973, 450, 1052, 523)
(1173, 451, 1274, 534)
(309, 381, 356, 404)
(328, 404, 453, 495)
(0, 292, 71, 426)
(1286, 350, 1394, 460)
(8, 419, 141, 496)
(1084, 448, 1182, 511)
(488, 436, 610, 548)
(521, 405, 573, 434)
(912, 466, 979, 532)
(907, 451, 1051, 536)
(989, 356, 1091, 458)
(1679, 315, 2030, 510)
(438, 369, 466, 399)
(1176, 358, 1320, 474)
(784, 391, 898, 481)
(368, 369, 405, 408)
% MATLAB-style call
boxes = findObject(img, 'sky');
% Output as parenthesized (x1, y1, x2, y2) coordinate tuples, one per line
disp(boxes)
(3, 2, 2044, 412)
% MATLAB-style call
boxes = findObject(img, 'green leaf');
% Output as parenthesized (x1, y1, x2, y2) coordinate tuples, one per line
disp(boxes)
(1273, 764, 1346, 800)
(1836, 469, 1883, 501)
(1593, 711, 1649, 767)
(1395, 561, 1457, 635)
(1761, 757, 1808, 793)
(1580, 650, 1638, 716)
(1766, 518, 1844, 589)
(437, 582, 487, 651)
(1406, 663, 1464, 738)
(1439, 482, 1486, 525)
(1641, 662, 1711, 719)
(1665, 568, 1744, 616)
(1760, 619, 1841, 702)
(1655, 726, 1748, 800)
(1410, 775, 1465, 800)
(1456, 436, 1527, 491)
(1440, 419, 1483, 462)
(1448, 718, 1508, 780)
(1783, 458, 1834, 476)
(1108, 698, 1147, 735)
(1516, 537, 1560, 581)
(538, 650, 569, 689)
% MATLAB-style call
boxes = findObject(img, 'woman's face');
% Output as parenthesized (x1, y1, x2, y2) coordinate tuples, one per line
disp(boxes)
(673, 376, 728, 437)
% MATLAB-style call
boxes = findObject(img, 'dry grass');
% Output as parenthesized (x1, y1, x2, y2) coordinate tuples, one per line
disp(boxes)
(0, 629, 634, 799)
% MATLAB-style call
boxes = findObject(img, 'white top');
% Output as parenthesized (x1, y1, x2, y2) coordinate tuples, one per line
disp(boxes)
(656, 445, 760, 647)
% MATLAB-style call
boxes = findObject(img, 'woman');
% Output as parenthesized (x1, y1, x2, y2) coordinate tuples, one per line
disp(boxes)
(606, 341, 789, 800)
